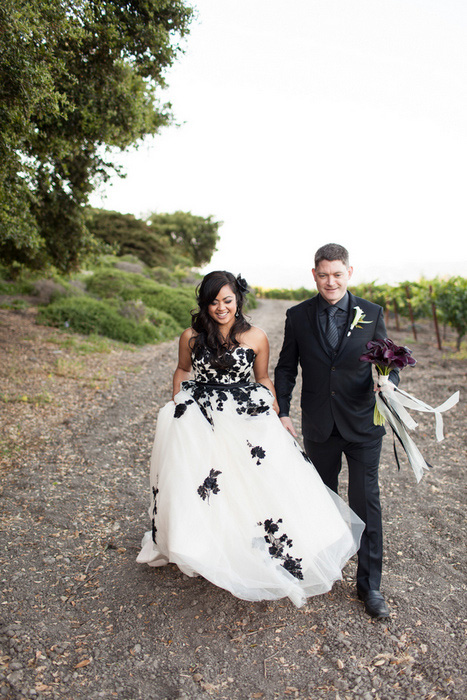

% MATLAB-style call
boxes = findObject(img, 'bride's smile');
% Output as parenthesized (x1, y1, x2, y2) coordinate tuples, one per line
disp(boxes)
(208, 284, 237, 326)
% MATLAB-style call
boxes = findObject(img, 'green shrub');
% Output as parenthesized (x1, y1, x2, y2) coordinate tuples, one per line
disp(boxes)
(37, 296, 166, 345)
(434, 276, 467, 350)
(114, 260, 147, 275)
(145, 307, 183, 337)
(32, 279, 68, 304)
(84, 268, 156, 296)
(0, 278, 35, 295)
(0, 298, 30, 310)
(140, 286, 195, 327)
(118, 299, 182, 337)
(254, 286, 314, 301)
(117, 254, 146, 265)
(151, 266, 181, 286)
(85, 269, 196, 327)
(244, 293, 258, 310)
(150, 266, 193, 286)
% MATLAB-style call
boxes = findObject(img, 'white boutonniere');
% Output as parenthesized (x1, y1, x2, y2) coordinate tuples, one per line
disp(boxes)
(347, 306, 373, 336)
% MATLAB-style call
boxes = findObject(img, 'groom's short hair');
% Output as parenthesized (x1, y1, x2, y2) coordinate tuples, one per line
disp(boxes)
(314, 243, 349, 268)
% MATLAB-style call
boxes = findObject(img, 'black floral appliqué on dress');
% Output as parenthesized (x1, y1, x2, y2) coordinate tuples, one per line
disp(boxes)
(151, 486, 159, 544)
(179, 347, 273, 429)
(258, 517, 304, 580)
(174, 399, 194, 419)
(247, 440, 266, 465)
(198, 469, 222, 503)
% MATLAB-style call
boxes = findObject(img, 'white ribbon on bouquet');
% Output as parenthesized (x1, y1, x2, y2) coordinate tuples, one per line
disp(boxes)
(376, 375, 460, 483)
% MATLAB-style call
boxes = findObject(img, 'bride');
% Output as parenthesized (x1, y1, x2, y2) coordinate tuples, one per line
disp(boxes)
(137, 270, 364, 608)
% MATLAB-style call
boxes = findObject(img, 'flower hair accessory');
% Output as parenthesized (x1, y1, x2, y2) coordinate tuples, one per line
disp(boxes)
(347, 306, 372, 336)
(236, 274, 249, 294)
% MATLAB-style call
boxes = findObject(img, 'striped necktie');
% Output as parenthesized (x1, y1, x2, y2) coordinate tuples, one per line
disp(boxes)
(326, 306, 339, 349)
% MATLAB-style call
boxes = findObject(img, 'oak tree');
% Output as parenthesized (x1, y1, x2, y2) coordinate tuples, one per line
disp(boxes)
(0, 0, 193, 271)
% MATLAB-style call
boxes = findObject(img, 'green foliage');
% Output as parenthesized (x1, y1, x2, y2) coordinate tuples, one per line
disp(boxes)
(0, 0, 193, 271)
(84, 268, 195, 327)
(83, 267, 162, 299)
(395, 281, 432, 320)
(346, 280, 432, 320)
(349, 282, 392, 308)
(88, 208, 221, 268)
(148, 211, 221, 267)
(254, 287, 315, 300)
(1, 391, 52, 405)
(432, 277, 467, 350)
(0, 279, 35, 296)
(37, 296, 181, 345)
(85, 253, 145, 273)
(32, 278, 74, 304)
(49, 333, 116, 355)
(151, 266, 184, 286)
(145, 307, 183, 337)
(141, 286, 195, 328)
(0, 298, 30, 311)
(244, 294, 258, 311)
(86, 209, 174, 268)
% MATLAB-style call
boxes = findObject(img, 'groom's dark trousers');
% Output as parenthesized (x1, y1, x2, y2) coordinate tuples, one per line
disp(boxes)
(275, 292, 399, 594)
(303, 433, 383, 592)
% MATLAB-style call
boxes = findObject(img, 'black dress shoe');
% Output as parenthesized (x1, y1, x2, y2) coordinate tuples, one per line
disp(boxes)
(357, 589, 390, 619)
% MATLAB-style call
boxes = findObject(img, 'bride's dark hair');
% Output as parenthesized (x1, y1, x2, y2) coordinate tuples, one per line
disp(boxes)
(191, 270, 251, 368)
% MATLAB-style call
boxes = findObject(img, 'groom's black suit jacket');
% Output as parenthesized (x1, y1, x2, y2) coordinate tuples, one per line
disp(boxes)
(275, 292, 399, 443)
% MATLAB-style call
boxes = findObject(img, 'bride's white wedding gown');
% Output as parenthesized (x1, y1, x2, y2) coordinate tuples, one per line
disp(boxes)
(137, 345, 364, 607)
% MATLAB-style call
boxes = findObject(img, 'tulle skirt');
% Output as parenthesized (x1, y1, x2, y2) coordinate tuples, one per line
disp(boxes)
(137, 382, 364, 608)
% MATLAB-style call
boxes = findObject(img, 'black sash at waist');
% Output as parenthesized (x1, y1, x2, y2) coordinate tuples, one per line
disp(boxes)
(194, 380, 251, 389)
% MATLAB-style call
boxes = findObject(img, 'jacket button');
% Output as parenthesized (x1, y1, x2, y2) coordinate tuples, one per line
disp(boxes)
(331, 391, 336, 396)
(331, 366, 336, 371)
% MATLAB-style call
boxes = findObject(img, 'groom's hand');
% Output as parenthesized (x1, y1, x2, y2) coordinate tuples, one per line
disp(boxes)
(280, 416, 298, 437)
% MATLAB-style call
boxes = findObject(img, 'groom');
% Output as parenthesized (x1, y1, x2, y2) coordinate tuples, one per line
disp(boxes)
(274, 243, 399, 618)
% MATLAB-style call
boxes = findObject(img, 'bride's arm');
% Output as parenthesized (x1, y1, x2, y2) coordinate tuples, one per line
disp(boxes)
(251, 328, 280, 414)
(172, 329, 193, 401)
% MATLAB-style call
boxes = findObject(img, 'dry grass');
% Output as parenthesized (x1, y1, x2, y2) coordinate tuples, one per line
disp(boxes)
(0, 307, 154, 468)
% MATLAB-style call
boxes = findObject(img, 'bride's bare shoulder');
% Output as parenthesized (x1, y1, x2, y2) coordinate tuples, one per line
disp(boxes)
(239, 325, 268, 352)
(179, 328, 197, 346)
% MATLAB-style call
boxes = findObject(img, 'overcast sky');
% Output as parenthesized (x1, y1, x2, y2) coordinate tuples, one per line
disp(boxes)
(90, 0, 467, 288)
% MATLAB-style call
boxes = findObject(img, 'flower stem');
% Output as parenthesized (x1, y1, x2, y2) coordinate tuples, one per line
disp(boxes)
(373, 365, 390, 425)
(373, 402, 385, 426)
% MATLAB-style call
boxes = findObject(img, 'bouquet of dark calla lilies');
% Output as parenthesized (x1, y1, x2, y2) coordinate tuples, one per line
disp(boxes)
(360, 338, 416, 428)
(360, 338, 417, 373)
(360, 338, 459, 482)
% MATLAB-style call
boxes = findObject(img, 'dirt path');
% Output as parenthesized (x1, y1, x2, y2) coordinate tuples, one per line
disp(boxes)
(1, 300, 466, 700)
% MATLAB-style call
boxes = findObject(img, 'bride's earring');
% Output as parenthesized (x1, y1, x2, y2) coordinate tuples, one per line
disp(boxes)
(235, 310, 240, 318)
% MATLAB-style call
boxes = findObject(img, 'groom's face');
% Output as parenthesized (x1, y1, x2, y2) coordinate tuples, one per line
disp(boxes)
(312, 259, 353, 305)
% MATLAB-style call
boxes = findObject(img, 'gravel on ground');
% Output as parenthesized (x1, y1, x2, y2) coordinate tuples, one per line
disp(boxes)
(0, 300, 465, 700)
